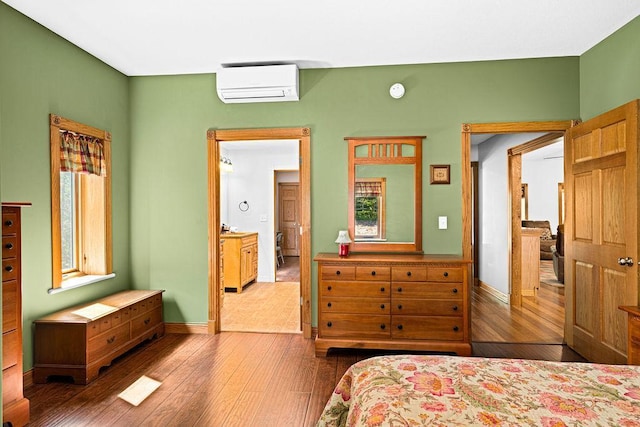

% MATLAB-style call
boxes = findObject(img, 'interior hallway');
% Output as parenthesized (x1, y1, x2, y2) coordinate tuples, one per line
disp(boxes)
(471, 268, 565, 343)
(221, 256, 301, 334)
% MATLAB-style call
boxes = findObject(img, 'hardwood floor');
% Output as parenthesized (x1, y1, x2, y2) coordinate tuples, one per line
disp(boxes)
(25, 330, 585, 426)
(25, 270, 577, 426)
(472, 281, 565, 343)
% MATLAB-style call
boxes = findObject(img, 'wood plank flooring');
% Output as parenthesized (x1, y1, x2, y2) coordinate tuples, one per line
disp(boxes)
(24, 277, 576, 426)
(472, 281, 565, 343)
(25, 330, 584, 427)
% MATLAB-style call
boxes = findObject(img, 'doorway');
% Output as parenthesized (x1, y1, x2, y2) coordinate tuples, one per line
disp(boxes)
(207, 128, 312, 338)
(275, 177, 301, 283)
(462, 121, 573, 343)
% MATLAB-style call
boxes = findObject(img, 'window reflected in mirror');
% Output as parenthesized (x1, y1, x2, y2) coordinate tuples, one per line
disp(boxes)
(355, 178, 386, 240)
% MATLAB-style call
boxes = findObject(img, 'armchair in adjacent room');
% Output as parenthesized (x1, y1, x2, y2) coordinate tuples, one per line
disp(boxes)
(551, 224, 564, 283)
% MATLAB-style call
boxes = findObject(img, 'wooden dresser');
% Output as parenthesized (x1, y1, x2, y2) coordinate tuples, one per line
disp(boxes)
(314, 253, 471, 357)
(2, 203, 30, 427)
(34, 290, 164, 385)
(222, 232, 258, 293)
(620, 306, 640, 364)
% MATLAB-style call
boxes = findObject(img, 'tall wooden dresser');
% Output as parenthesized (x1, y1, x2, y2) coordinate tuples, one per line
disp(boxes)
(2, 203, 30, 427)
(314, 253, 472, 357)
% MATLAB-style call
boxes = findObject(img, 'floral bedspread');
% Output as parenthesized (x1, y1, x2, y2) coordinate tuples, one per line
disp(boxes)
(317, 355, 640, 426)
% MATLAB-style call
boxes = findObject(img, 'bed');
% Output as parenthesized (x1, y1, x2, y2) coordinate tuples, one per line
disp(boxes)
(317, 355, 640, 426)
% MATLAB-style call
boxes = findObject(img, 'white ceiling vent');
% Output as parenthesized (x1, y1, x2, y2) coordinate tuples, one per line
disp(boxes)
(216, 64, 299, 104)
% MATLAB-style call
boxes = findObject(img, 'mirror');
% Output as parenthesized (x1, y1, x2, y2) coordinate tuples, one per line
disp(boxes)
(346, 136, 424, 253)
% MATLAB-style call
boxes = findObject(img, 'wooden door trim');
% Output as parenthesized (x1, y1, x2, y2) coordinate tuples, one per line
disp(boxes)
(461, 121, 573, 310)
(207, 127, 312, 338)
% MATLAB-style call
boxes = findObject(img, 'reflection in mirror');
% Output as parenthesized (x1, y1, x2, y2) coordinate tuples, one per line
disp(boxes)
(346, 136, 425, 253)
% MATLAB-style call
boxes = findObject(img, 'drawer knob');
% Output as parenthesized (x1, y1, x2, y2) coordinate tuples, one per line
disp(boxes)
(4, 265, 13, 273)
(371, 271, 376, 276)
(107, 336, 115, 344)
(397, 304, 403, 310)
(327, 285, 332, 291)
(406, 271, 412, 277)
(453, 326, 459, 332)
(397, 287, 403, 293)
(335, 270, 341, 275)
(452, 288, 458, 294)
(397, 324, 403, 330)
(327, 321, 332, 327)
(444, 272, 449, 277)
(327, 302, 332, 308)
(4, 220, 13, 227)
(5, 243, 13, 250)
(144, 317, 151, 325)
(380, 324, 386, 330)
(380, 287, 385, 292)
(380, 304, 385, 309)
(452, 305, 458, 311)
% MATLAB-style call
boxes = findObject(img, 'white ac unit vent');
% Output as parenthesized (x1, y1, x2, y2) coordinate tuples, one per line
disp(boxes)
(216, 64, 299, 104)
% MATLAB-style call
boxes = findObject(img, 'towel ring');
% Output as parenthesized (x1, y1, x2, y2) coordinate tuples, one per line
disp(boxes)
(239, 201, 249, 212)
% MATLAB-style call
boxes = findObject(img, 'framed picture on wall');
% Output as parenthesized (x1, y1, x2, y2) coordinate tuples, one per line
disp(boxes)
(430, 164, 450, 184)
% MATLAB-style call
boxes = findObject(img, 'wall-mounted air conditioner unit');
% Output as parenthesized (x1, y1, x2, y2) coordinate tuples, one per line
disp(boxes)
(216, 64, 299, 104)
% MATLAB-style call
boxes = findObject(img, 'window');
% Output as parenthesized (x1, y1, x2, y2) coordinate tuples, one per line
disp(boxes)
(50, 114, 112, 289)
(354, 178, 386, 240)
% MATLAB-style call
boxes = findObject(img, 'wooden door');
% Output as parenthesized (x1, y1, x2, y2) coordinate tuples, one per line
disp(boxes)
(279, 183, 300, 256)
(565, 100, 639, 364)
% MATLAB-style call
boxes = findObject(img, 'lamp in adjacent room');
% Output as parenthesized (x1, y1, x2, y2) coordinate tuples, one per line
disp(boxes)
(335, 230, 352, 257)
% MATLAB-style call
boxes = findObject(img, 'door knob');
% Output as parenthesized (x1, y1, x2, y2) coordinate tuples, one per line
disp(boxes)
(618, 257, 634, 266)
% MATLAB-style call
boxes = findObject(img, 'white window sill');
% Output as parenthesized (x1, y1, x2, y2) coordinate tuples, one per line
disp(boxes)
(48, 273, 116, 294)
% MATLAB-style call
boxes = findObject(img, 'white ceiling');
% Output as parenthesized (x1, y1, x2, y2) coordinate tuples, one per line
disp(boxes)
(3, 1, 639, 77)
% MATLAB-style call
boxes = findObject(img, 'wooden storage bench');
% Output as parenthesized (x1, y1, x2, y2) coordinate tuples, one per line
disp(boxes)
(34, 289, 164, 385)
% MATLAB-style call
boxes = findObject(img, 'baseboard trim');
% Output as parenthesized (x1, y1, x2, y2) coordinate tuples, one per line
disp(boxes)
(311, 327, 318, 339)
(165, 323, 209, 334)
(24, 368, 34, 388)
(478, 281, 509, 304)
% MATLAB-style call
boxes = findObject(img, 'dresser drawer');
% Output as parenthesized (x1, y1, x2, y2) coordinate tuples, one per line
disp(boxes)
(322, 297, 390, 315)
(321, 281, 389, 298)
(355, 266, 390, 281)
(391, 316, 464, 341)
(320, 314, 390, 338)
(392, 282, 463, 299)
(391, 266, 427, 282)
(88, 323, 130, 363)
(321, 266, 356, 281)
(2, 330, 19, 369)
(241, 235, 258, 248)
(427, 267, 463, 282)
(2, 211, 18, 235)
(2, 281, 17, 333)
(2, 236, 18, 260)
(392, 298, 462, 316)
(131, 307, 163, 338)
(2, 259, 18, 281)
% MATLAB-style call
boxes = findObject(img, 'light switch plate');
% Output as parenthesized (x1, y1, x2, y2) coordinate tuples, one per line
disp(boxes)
(438, 216, 447, 229)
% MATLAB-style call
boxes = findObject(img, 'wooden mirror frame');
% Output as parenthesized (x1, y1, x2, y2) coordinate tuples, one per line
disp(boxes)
(346, 136, 424, 253)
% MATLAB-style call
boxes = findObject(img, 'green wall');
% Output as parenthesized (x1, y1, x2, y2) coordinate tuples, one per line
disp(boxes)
(580, 15, 640, 120)
(129, 58, 580, 325)
(0, 3, 131, 370)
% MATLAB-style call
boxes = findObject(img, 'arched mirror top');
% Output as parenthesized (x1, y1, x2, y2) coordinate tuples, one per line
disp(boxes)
(346, 135, 425, 253)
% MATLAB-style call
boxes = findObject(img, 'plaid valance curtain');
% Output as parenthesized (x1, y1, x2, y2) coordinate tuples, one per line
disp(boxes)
(59, 131, 105, 176)
(355, 181, 382, 197)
